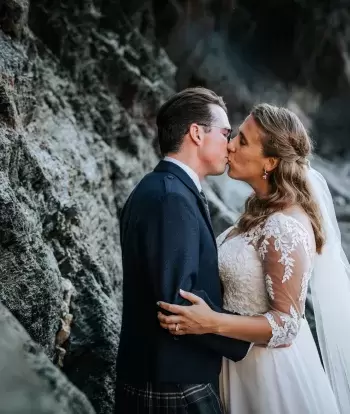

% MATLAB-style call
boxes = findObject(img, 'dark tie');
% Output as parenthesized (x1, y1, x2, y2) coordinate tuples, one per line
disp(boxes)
(200, 190, 211, 220)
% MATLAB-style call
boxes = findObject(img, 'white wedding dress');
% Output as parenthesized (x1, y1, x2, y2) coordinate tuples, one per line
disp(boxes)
(217, 210, 340, 414)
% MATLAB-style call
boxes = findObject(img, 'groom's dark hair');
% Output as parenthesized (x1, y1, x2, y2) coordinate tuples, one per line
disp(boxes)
(156, 87, 227, 156)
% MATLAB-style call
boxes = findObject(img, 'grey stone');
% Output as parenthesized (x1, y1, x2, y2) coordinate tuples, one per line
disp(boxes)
(0, 302, 95, 414)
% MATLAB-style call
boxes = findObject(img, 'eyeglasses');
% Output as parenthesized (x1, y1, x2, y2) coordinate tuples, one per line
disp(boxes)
(198, 124, 233, 142)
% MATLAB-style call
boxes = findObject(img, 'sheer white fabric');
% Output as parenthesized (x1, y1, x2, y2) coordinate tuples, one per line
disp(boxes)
(307, 167, 350, 412)
(218, 211, 340, 414)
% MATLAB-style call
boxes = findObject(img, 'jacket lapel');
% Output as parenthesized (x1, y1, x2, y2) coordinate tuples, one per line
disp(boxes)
(154, 161, 217, 249)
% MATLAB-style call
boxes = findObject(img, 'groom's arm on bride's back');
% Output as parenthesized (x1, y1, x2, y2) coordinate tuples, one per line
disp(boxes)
(144, 192, 251, 362)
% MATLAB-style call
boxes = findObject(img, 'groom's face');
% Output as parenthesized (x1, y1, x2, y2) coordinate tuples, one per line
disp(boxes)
(198, 104, 231, 176)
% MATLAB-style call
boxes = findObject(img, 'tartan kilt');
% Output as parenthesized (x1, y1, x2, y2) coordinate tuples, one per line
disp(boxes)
(115, 381, 224, 414)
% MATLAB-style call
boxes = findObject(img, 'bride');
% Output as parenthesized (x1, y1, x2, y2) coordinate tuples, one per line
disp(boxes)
(157, 103, 350, 413)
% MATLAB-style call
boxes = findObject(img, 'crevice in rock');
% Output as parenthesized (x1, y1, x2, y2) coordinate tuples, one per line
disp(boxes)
(55, 277, 76, 368)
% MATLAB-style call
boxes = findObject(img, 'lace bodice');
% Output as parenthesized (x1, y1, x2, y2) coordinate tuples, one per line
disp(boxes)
(217, 212, 315, 347)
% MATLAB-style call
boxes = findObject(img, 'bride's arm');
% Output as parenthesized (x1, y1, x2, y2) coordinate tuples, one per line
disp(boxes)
(158, 217, 311, 347)
(212, 223, 310, 345)
(158, 294, 272, 343)
(208, 313, 272, 344)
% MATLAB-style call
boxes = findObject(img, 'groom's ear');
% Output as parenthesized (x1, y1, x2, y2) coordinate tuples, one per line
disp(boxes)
(188, 123, 203, 146)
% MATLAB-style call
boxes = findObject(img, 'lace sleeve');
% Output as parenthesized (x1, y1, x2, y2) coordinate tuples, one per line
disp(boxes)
(258, 214, 313, 348)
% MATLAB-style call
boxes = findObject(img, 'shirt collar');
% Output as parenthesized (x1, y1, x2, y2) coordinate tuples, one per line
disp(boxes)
(163, 156, 202, 192)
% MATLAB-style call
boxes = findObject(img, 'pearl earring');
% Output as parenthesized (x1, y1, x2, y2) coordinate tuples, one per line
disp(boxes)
(262, 169, 268, 180)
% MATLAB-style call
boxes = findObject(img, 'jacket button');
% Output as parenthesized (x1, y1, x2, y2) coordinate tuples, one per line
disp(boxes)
(167, 175, 174, 179)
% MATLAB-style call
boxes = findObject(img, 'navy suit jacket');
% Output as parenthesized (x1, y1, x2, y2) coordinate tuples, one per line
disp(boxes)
(116, 160, 250, 383)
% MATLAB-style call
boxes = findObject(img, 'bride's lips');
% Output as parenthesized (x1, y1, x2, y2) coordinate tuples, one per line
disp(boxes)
(227, 159, 235, 169)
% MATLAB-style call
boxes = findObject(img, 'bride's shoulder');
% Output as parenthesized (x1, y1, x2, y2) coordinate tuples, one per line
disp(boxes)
(263, 207, 313, 239)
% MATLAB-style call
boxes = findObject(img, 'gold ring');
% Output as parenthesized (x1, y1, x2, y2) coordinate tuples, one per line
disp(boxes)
(175, 323, 179, 332)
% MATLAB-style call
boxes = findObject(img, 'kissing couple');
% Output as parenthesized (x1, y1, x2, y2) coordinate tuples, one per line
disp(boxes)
(115, 87, 350, 413)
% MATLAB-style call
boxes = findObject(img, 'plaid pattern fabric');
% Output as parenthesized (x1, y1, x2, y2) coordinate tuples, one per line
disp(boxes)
(115, 381, 224, 413)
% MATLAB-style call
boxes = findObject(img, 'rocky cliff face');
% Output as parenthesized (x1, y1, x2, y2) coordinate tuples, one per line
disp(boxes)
(0, 1, 174, 412)
(0, 1, 349, 413)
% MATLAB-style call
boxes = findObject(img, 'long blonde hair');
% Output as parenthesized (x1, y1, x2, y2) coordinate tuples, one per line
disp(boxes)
(236, 103, 325, 253)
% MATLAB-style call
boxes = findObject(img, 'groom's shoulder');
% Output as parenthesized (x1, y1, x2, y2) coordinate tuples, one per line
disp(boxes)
(131, 172, 195, 215)
(138, 169, 190, 197)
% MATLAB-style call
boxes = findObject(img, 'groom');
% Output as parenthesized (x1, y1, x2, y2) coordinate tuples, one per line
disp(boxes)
(115, 87, 250, 413)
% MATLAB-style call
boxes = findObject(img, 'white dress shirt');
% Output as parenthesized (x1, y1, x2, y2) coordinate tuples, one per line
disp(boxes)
(163, 156, 202, 192)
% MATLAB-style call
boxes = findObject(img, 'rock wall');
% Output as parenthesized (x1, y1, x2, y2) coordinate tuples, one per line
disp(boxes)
(0, 1, 174, 412)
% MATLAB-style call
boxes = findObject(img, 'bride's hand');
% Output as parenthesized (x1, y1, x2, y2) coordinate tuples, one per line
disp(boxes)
(157, 290, 217, 335)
